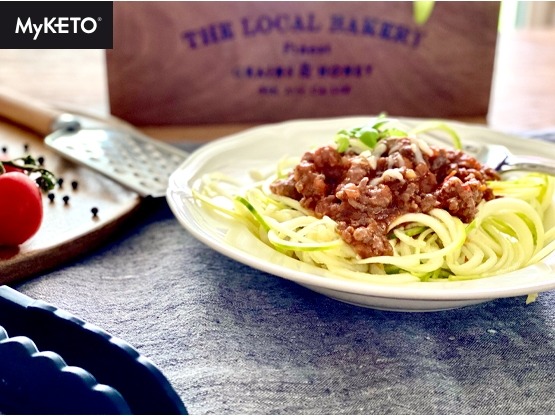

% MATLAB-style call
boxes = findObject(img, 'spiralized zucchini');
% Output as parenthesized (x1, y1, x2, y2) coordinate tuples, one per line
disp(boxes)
(192, 168, 555, 284)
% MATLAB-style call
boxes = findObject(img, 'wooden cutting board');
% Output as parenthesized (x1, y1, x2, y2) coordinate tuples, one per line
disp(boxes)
(0, 118, 142, 285)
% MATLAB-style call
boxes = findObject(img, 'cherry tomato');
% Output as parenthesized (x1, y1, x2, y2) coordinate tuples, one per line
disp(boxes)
(0, 171, 43, 246)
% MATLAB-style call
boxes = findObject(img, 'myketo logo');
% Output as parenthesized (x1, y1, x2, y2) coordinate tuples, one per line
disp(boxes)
(1, 2, 113, 49)
(16, 17, 100, 40)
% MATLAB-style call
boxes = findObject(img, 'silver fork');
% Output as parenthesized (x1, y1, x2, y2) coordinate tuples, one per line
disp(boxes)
(469, 143, 555, 176)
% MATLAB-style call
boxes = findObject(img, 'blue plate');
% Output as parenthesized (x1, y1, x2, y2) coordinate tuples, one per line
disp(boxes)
(0, 328, 130, 414)
(0, 286, 187, 414)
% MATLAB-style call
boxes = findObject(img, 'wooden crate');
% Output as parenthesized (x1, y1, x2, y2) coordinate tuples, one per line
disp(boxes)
(106, 1, 500, 125)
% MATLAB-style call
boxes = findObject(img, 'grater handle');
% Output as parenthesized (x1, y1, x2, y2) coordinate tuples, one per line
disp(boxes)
(0, 86, 78, 137)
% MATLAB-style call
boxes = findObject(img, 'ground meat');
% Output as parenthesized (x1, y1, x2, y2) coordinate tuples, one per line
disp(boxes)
(270, 137, 500, 258)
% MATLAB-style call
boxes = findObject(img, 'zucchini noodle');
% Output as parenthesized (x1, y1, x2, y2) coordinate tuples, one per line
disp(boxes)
(192, 122, 555, 284)
(193, 169, 555, 284)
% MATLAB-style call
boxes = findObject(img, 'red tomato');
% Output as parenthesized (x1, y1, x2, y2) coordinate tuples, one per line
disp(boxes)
(0, 171, 43, 246)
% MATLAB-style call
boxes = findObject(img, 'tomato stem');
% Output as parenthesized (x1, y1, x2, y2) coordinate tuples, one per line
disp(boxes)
(0, 155, 57, 192)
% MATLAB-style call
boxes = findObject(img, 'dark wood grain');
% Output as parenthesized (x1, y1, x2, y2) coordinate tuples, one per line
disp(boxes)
(106, 2, 500, 125)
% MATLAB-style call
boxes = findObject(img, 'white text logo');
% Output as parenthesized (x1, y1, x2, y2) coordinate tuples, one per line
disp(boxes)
(15, 17, 98, 40)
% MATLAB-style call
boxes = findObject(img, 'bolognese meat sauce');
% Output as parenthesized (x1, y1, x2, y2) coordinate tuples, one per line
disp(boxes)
(270, 137, 500, 258)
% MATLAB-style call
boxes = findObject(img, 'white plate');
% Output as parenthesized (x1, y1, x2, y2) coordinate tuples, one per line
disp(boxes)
(166, 117, 555, 312)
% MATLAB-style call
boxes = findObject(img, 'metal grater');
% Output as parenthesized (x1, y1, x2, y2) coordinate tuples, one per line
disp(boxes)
(45, 125, 188, 198)
(0, 87, 189, 199)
